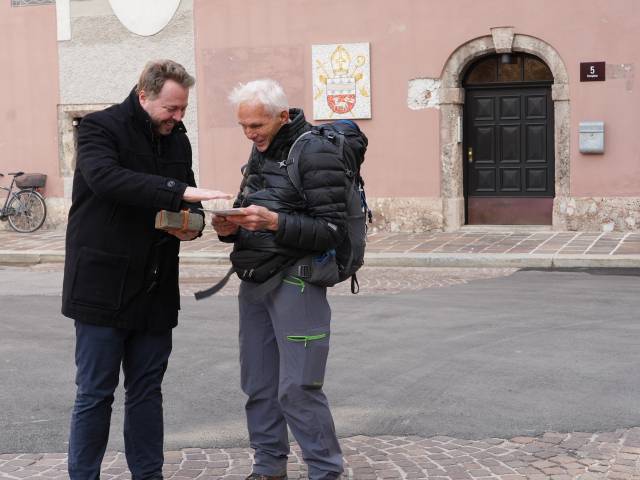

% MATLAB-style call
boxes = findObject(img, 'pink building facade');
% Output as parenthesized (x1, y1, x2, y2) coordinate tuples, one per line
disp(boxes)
(2, 0, 638, 232)
(0, 1, 61, 218)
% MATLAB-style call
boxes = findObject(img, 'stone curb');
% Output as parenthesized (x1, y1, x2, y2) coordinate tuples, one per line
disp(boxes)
(0, 250, 65, 264)
(2, 250, 640, 268)
(364, 252, 640, 268)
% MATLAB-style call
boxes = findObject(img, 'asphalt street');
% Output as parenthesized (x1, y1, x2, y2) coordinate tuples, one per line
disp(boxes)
(1, 266, 639, 456)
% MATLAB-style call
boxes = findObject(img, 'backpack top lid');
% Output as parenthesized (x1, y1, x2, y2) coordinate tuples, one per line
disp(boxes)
(318, 120, 368, 171)
(333, 119, 359, 130)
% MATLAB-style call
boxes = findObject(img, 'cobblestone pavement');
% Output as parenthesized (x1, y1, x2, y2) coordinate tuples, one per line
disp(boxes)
(2, 229, 640, 256)
(178, 265, 519, 296)
(15, 262, 517, 296)
(2, 429, 640, 479)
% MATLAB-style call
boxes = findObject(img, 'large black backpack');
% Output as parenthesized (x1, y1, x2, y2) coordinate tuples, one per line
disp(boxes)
(284, 121, 371, 293)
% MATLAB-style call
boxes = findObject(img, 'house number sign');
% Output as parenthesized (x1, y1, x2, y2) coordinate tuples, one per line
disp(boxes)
(580, 62, 606, 82)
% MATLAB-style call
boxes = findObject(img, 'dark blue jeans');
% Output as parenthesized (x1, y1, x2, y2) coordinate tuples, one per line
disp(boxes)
(68, 321, 172, 480)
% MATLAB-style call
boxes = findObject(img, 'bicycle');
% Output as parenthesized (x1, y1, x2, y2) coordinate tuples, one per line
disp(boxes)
(0, 171, 47, 233)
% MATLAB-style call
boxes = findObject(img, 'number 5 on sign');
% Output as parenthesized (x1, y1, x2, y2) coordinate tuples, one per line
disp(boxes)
(580, 62, 605, 82)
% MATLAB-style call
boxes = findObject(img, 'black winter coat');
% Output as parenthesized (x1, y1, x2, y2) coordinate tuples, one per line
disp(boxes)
(226, 109, 366, 278)
(61, 88, 199, 331)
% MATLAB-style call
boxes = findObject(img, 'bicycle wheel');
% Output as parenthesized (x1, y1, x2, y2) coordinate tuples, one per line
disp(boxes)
(7, 190, 47, 233)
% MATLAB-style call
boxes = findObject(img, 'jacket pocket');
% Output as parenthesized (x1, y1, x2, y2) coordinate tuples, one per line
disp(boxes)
(71, 247, 130, 310)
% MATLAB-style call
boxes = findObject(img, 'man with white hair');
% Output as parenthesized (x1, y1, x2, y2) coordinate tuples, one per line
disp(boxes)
(211, 79, 367, 480)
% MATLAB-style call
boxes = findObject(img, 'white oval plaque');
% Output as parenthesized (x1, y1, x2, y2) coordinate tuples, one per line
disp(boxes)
(108, 0, 181, 36)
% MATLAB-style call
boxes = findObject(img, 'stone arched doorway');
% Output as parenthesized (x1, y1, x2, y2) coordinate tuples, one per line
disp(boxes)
(439, 28, 570, 231)
(463, 52, 555, 225)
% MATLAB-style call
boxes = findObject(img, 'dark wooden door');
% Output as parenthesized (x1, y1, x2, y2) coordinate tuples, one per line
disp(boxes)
(465, 86, 554, 225)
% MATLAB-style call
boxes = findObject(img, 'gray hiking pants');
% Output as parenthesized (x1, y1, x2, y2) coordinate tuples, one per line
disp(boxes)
(238, 278, 343, 480)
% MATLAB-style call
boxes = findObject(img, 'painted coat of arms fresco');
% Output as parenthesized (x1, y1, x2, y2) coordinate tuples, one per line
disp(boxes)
(312, 43, 371, 120)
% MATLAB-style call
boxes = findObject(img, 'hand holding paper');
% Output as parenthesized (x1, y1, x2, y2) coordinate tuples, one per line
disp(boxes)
(223, 205, 278, 232)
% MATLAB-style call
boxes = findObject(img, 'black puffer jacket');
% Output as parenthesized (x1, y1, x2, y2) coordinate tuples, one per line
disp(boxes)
(227, 109, 362, 277)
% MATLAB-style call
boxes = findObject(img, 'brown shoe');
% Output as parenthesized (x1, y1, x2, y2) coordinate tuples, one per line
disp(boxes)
(245, 474, 287, 480)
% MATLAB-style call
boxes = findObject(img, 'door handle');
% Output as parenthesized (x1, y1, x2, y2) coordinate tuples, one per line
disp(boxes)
(468, 147, 473, 163)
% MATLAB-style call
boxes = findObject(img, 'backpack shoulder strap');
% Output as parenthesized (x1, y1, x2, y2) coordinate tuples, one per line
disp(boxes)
(285, 131, 313, 200)
(285, 128, 347, 200)
(334, 131, 347, 171)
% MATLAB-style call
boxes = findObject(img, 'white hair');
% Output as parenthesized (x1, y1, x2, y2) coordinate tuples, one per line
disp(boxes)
(228, 79, 289, 117)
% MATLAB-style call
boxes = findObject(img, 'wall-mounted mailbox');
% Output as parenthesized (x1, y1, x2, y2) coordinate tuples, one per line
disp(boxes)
(579, 121, 604, 154)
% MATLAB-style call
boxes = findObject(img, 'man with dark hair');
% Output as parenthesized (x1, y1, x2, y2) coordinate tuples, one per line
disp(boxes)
(212, 78, 367, 480)
(62, 59, 230, 479)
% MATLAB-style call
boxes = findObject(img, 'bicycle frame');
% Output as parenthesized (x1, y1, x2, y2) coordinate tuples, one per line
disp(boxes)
(0, 175, 19, 216)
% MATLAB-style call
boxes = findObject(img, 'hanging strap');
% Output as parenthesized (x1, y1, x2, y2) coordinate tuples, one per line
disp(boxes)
(194, 266, 236, 300)
(194, 258, 301, 302)
(350, 273, 360, 294)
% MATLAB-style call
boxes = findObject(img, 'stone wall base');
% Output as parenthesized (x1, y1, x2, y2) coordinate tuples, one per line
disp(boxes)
(369, 197, 444, 233)
(554, 196, 640, 232)
(370, 196, 640, 233)
(43, 197, 71, 230)
(15, 195, 640, 233)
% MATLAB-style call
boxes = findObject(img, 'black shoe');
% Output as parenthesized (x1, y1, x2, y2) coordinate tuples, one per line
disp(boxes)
(245, 474, 287, 480)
